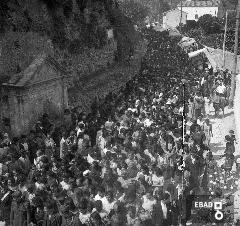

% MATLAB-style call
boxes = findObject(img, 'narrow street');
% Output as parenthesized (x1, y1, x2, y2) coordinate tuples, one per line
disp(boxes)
(209, 104, 240, 161)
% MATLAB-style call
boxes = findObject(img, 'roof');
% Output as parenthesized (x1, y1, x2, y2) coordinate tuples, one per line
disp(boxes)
(163, 8, 187, 15)
(3, 54, 67, 87)
(178, 0, 220, 7)
(178, 37, 196, 47)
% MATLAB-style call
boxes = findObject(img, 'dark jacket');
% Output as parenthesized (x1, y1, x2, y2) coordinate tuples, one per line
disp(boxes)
(43, 213, 62, 226)
(151, 200, 171, 226)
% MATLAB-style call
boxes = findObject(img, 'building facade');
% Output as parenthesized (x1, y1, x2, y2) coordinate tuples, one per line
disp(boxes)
(163, 8, 187, 29)
(0, 54, 69, 136)
(178, 0, 220, 21)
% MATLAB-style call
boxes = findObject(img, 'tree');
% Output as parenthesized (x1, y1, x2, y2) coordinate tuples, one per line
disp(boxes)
(118, 0, 149, 26)
(0, 0, 142, 83)
(197, 14, 222, 35)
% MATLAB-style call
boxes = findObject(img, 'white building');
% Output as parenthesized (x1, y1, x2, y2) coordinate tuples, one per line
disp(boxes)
(162, 8, 187, 29)
(177, 0, 220, 21)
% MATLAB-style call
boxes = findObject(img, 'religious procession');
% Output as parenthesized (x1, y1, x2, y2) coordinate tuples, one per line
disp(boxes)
(0, 26, 238, 226)
(0, 0, 240, 225)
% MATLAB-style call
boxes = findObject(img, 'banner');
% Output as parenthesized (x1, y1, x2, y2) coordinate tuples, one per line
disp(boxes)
(189, 47, 240, 73)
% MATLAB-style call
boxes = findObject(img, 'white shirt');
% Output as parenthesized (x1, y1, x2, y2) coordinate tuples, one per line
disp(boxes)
(22, 142, 28, 151)
(77, 128, 84, 137)
(94, 194, 104, 202)
(86, 154, 95, 164)
(118, 194, 125, 202)
(161, 201, 168, 219)
(102, 200, 115, 214)
(79, 212, 90, 224)
(216, 85, 226, 94)
(197, 119, 204, 127)
(60, 181, 70, 190)
(152, 174, 164, 186)
(142, 195, 156, 212)
(144, 119, 153, 127)
(94, 195, 114, 214)
(135, 100, 140, 107)
(0, 163, 2, 175)
(77, 138, 84, 152)
(60, 138, 66, 158)
(98, 136, 106, 150)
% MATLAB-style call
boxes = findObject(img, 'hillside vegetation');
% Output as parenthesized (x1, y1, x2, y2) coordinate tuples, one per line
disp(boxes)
(0, 0, 141, 83)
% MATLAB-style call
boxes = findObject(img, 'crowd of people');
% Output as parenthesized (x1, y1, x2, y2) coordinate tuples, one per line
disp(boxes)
(0, 29, 238, 226)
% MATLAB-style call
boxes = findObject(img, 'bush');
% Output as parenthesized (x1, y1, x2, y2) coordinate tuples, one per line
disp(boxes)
(197, 14, 222, 35)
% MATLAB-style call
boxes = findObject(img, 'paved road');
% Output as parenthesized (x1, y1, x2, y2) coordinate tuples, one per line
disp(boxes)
(186, 104, 237, 225)
(209, 103, 238, 158)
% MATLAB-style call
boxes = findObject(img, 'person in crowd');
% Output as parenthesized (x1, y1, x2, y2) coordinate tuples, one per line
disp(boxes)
(194, 92, 204, 119)
(202, 119, 213, 147)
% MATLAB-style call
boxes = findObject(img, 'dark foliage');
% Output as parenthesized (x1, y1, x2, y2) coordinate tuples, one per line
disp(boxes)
(183, 12, 240, 54)
(197, 14, 223, 35)
(0, 0, 137, 61)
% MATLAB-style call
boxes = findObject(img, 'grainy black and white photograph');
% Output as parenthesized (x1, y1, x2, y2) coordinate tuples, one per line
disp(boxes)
(0, 0, 240, 225)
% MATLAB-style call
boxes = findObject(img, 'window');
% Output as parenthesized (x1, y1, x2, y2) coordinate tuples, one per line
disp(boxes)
(195, 14, 198, 20)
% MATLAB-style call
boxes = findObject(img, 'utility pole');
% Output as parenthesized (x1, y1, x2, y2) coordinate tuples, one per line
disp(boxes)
(180, 78, 187, 226)
(180, 0, 183, 33)
(229, 0, 240, 108)
(223, 10, 236, 68)
(157, 0, 161, 22)
(222, 10, 228, 67)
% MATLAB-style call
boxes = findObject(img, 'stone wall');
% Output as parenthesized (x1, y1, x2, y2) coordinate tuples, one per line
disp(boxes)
(68, 41, 147, 113)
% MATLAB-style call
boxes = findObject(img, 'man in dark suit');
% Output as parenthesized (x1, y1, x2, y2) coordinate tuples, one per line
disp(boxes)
(152, 192, 172, 226)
